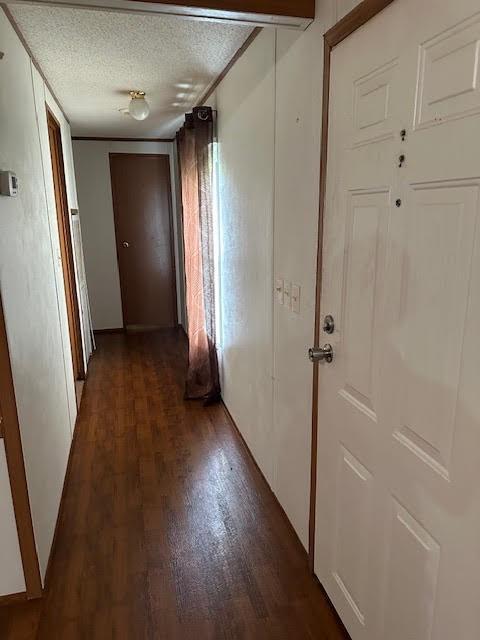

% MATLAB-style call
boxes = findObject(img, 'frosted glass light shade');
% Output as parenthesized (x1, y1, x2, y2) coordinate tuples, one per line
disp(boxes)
(129, 95, 150, 121)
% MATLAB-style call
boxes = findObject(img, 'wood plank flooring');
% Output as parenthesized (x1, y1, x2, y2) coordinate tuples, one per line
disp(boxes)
(0, 330, 348, 639)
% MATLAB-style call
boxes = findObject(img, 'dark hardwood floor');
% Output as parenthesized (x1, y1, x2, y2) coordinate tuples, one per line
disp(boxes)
(0, 330, 348, 639)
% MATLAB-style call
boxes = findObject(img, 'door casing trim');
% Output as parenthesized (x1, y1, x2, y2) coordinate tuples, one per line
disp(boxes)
(308, 0, 396, 572)
(0, 295, 42, 599)
(47, 106, 86, 381)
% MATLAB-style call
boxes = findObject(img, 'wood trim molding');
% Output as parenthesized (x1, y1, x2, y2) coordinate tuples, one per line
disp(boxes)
(221, 397, 351, 637)
(178, 323, 188, 338)
(197, 27, 262, 106)
(325, 0, 395, 48)
(126, 0, 314, 19)
(8, 0, 314, 29)
(47, 107, 86, 381)
(93, 328, 125, 335)
(0, 591, 28, 608)
(0, 295, 42, 600)
(308, 0, 397, 573)
(308, 36, 331, 574)
(220, 400, 306, 550)
(72, 136, 175, 143)
(43, 364, 88, 590)
(1, 4, 70, 125)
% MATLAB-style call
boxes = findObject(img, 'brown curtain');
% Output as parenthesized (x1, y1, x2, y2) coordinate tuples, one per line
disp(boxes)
(177, 107, 220, 402)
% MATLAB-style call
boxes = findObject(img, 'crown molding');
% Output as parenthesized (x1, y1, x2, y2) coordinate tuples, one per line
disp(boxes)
(6, 0, 314, 29)
(72, 136, 175, 142)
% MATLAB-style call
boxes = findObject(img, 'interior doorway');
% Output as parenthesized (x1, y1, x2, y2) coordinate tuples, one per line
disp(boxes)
(47, 109, 85, 381)
(109, 153, 178, 331)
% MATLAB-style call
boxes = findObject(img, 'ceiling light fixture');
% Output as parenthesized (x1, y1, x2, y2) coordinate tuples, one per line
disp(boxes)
(128, 90, 150, 121)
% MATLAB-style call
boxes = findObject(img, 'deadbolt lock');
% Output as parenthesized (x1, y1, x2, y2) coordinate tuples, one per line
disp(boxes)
(323, 315, 335, 334)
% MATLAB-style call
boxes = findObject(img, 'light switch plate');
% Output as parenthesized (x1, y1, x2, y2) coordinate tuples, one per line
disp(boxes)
(275, 278, 284, 305)
(283, 281, 292, 310)
(291, 284, 301, 314)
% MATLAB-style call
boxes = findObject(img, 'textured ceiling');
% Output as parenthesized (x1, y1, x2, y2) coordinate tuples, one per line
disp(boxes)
(8, 4, 252, 137)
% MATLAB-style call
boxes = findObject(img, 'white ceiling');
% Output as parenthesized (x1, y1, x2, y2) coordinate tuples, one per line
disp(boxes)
(8, 4, 252, 137)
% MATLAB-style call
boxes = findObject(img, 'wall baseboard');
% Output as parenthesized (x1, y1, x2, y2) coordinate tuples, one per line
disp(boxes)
(219, 399, 307, 555)
(178, 323, 188, 338)
(43, 356, 91, 590)
(93, 328, 125, 335)
(72, 136, 175, 143)
(219, 399, 351, 638)
(0, 591, 27, 608)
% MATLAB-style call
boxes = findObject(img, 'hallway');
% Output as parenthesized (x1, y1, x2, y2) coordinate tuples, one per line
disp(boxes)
(1, 331, 347, 640)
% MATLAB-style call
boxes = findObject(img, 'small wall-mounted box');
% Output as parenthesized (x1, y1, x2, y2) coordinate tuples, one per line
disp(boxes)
(0, 171, 18, 197)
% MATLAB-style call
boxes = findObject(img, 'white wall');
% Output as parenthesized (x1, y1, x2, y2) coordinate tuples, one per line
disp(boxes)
(272, 18, 325, 547)
(0, 9, 91, 587)
(216, 29, 276, 485)
(73, 140, 186, 331)
(214, 0, 359, 548)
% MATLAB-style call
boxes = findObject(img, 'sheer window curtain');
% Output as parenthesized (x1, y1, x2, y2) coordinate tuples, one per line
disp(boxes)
(176, 107, 220, 403)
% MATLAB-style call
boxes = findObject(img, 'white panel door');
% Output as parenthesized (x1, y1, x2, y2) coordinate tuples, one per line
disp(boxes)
(315, 1, 480, 639)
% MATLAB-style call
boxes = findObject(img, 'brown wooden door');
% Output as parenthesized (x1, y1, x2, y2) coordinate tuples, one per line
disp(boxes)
(47, 109, 84, 381)
(110, 154, 178, 330)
